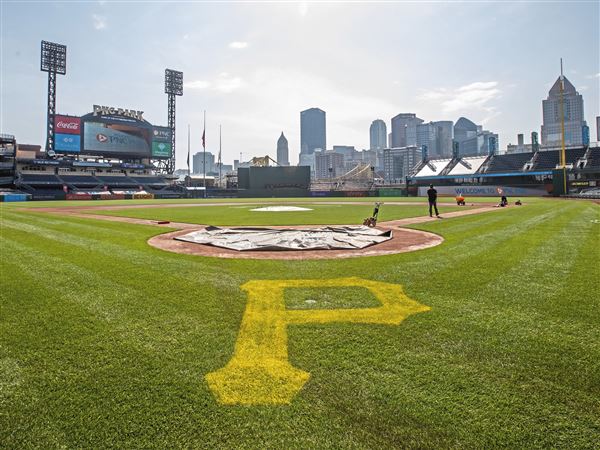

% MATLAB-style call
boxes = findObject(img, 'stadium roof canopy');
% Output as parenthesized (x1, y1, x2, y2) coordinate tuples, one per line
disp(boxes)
(447, 156, 488, 176)
(414, 159, 452, 177)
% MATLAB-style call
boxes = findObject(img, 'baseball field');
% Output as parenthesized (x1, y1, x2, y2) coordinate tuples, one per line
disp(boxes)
(1, 197, 598, 448)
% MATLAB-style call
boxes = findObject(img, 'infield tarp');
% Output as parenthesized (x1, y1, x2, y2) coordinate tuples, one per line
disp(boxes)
(175, 226, 392, 251)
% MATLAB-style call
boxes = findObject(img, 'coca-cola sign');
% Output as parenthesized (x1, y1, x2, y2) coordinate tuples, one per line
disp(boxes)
(54, 115, 81, 135)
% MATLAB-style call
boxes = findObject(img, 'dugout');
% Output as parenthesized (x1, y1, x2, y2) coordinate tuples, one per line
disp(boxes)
(237, 166, 310, 197)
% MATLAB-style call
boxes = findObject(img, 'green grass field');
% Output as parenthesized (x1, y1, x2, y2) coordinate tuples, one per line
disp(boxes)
(83, 202, 470, 226)
(1, 198, 599, 448)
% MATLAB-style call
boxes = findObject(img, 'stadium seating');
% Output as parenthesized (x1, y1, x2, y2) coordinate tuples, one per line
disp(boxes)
(565, 147, 587, 164)
(484, 153, 534, 173)
(585, 148, 600, 168)
(95, 175, 138, 186)
(129, 176, 169, 186)
(19, 173, 63, 185)
(533, 151, 560, 170)
(59, 174, 102, 185)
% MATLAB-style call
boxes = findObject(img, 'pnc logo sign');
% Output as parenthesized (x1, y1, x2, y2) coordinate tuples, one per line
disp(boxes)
(96, 133, 108, 143)
(93, 104, 144, 121)
(205, 277, 430, 405)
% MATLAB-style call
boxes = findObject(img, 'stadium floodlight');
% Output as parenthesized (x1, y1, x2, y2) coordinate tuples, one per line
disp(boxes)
(41, 40, 67, 74)
(41, 40, 67, 153)
(158, 69, 184, 175)
(165, 69, 183, 96)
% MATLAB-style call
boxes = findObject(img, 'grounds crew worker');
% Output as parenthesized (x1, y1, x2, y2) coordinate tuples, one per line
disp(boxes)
(427, 184, 440, 217)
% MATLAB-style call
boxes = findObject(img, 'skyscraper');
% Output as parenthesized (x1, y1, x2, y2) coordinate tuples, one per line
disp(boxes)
(300, 108, 326, 155)
(277, 132, 289, 166)
(454, 117, 498, 156)
(416, 121, 454, 158)
(369, 119, 387, 150)
(454, 117, 478, 145)
(541, 76, 586, 147)
(434, 121, 453, 158)
(193, 151, 215, 174)
(390, 113, 423, 148)
(417, 122, 438, 157)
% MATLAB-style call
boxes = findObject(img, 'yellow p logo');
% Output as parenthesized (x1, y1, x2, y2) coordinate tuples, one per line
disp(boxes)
(205, 277, 430, 405)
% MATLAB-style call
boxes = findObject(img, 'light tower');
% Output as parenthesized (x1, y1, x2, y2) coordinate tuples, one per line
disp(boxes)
(163, 68, 183, 174)
(40, 40, 67, 153)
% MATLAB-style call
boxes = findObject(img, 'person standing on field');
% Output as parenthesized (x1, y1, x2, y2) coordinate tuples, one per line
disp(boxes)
(427, 184, 440, 217)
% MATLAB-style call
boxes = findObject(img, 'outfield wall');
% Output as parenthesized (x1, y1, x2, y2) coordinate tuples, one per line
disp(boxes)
(418, 185, 547, 197)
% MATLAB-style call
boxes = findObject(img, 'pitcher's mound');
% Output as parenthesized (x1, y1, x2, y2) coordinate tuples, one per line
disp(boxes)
(149, 226, 443, 260)
(175, 225, 392, 251)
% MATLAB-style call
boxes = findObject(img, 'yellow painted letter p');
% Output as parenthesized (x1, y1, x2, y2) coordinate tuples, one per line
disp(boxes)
(205, 277, 429, 405)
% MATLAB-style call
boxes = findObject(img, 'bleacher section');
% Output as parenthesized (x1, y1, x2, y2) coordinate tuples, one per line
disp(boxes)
(585, 148, 600, 168)
(60, 174, 101, 186)
(565, 148, 587, 165)
(484, 152, 534, 173)
(19, 173, 63, 185)
(533, 151, 560, 170)
(129, 176, 169, 186)
(95, 175, 138, 186)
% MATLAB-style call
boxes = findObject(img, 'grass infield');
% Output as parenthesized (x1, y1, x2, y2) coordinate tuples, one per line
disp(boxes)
(82, 203, 470, 226)
(0, 198, 598, 448)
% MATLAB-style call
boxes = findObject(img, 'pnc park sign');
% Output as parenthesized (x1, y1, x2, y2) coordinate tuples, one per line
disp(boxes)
(93, 104, 144, 121)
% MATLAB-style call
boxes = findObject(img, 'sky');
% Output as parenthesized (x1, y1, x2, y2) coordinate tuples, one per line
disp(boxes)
(1, 1, 599, 169)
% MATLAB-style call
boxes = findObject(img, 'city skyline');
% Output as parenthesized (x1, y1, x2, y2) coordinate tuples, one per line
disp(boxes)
(1, 2, 599, 169)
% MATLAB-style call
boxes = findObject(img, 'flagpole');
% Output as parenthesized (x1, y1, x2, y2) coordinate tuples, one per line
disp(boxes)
(203, 110, 206, 198)
(187, 124, 190, 187)
(219, 124, 222, 188)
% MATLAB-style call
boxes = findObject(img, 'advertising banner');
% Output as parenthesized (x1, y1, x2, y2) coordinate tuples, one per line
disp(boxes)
(54, 115, 81, 135)
(33, 159, 60, 165)
(54, 133, 81, 152)
(83, 121, 150, 156)
(152, 141, 172, 158)
(66, 193, 92, 200)
(151, 126, 172, 158)
(418, 185, 546, 197)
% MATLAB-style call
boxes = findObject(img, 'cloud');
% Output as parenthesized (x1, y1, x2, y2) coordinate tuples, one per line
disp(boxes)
(185, 80, 210, 89)
(215, 74, 244, 93)
(585, 73, 600, 79)
(418, 81, 501, 116)
(229, 41, 248, 49)
(92, 14, 107, 30)
(185, 73, 244, 93)
(298, 2, 308, 17)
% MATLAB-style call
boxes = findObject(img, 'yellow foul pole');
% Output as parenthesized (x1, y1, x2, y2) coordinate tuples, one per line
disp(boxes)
(559, 58, 567, 194)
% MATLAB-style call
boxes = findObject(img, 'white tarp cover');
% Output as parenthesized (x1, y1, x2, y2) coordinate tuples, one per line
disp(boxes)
(175, 226, 392, 251)
(250, 206, 313, 212)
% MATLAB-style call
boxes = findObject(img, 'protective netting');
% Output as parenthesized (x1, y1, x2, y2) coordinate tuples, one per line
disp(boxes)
(175, 226, 392, 251)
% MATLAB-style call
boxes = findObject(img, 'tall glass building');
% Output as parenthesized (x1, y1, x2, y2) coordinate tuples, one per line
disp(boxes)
(390, 113, 423, 148)
(369, 119, 387, 150)
(300, 108, 326, 155)
(541, 76, 586, 147)
(277, 132, 289, 166)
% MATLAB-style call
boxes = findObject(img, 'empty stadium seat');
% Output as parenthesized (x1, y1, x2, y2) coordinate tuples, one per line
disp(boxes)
(585, 148, 600, 168)
(59, 174, 101, 185)
(19, 173, 62, 184)
(485, 153, 534, 173)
